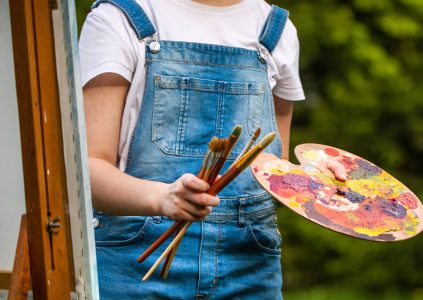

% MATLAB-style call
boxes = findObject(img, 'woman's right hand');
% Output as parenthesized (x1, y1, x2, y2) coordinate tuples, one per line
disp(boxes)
(159, 174, 220, 221)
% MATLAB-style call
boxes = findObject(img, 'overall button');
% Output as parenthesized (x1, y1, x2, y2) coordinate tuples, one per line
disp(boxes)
(149, 41, 161, 53)
(257, 44, 269, 63)
(92, 218, 100, 229)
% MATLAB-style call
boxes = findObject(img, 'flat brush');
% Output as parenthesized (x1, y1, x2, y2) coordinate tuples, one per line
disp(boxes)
(207, 125, 242, 185)
(208, 132, 276, 196)
(159, 137, 226, 276)
(138, 137, 224, 264)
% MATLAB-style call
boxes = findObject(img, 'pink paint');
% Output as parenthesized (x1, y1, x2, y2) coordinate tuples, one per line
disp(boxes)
(251, 144, 423, 241)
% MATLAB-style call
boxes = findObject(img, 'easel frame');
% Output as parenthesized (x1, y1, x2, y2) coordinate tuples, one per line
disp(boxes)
(9, 0, 98, 299)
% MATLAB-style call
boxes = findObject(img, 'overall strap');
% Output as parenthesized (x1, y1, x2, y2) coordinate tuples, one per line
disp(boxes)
(91, 0, 156, 40)
(259, 5, 289, 53)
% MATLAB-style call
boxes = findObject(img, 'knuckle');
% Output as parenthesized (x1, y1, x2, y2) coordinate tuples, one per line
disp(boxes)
(182, 174, 195, 186)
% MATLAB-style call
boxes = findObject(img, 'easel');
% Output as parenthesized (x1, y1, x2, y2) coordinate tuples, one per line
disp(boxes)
(8, 0, 98, 299)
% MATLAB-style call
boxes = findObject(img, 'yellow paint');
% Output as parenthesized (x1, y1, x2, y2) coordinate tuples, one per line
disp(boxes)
(302, 150, 321, 161)
(289, 201, 300, 208)
(291, 168, 306, 175)
(270, 168, 286, 176)
(353, 226, 388, 237)
(346, 179, 401, 198)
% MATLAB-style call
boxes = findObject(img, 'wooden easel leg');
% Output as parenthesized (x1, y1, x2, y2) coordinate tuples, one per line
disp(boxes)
(8, 214, 31, 300)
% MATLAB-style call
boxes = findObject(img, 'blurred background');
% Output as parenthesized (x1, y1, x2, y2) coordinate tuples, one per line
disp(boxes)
(76, 0, 423, 299)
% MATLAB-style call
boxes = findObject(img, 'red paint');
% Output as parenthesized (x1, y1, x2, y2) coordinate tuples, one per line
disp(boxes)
(324, 147, 339, 157)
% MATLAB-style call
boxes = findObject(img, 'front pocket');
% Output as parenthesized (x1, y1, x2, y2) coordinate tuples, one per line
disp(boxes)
(94, 213, 152, 247)
(152, 75, 265, 157)
(247, 213, 282, 255)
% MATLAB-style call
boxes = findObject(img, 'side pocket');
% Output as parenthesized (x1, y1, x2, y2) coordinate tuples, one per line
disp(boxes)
(247, 212, 282, 255)
(94, 212, 153, 247)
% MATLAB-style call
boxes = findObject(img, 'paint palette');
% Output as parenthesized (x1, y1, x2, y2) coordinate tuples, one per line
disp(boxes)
(251, 144, 423, 241)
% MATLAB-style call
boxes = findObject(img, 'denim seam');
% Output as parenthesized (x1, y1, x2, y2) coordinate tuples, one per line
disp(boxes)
(246, 219, 281, 255)
(206, 206, 275, 221)
(92, 0, 156, 40)
(259, 6, 288, 53)
(146, 58, 267, 72)
(196, 221, 204, 294)
(210, 223, 222, 295)
(124, 63, 150, 172)
(95, 216, 153, 247)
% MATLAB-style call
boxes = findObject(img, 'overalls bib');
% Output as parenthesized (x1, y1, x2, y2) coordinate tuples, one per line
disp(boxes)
(91, 1, 289, 299)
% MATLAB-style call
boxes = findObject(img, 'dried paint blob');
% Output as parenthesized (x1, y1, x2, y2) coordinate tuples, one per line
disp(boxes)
(251, 144, 423, 242)
(325, 147, 339, 157)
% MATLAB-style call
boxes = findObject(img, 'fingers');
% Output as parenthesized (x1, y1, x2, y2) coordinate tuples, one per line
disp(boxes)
(180, 173, 210, 192)
(323, 159, 347, 182)
(163, 174, 220, 221)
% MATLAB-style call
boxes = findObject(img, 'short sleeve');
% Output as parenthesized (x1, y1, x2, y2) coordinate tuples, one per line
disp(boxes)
(271, 19, 305, 101)
(79, 4, 139, 87)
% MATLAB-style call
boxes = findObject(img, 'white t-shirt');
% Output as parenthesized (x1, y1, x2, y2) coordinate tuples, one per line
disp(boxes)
(79, 0, 306, 170)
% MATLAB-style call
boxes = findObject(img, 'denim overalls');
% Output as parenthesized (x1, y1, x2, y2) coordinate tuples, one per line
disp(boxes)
(91, 1, 288, 299)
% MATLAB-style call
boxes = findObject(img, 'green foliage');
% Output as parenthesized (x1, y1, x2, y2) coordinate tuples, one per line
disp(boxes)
(76, 0, 423, 298)
(271, 0, 423, 297)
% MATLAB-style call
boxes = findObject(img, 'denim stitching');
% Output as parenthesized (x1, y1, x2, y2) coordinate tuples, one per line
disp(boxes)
(259, 5, 289, 53)
(92, 0, 156, 39)
(124, 61, 150, 173)
(95, 216, 153, 247)
(146, 58, 267, 72)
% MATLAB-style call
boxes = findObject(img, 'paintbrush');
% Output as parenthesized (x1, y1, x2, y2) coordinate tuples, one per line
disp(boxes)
(137, 220, 183, 263)
(207, 125, 242, 185)
(160, 137, 227, 278)
(137, 137, 225, 264)
(142, 221, 191, 281)
(230, 127, 261, 169)
(144, 132, 276, 280)
(208, 132, 276, 196)
(159, 130, 238, 276)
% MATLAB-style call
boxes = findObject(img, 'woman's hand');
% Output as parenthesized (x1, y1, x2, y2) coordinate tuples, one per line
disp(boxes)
(160, 174, 220, 221)
(320, 157, 347, 182)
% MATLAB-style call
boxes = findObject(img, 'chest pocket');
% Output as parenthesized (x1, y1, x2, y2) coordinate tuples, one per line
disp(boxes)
(152, 75, 265, 158)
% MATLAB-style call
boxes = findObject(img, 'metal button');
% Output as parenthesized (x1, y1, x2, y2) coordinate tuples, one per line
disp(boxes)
(257, 44, 269, 63)
(92, 218, 100, 228)
(149, 41, 161, 53)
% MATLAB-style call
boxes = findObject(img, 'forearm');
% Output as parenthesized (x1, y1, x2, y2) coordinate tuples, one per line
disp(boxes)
(89, 157, 165, 215)
(274, 96, 294, 160)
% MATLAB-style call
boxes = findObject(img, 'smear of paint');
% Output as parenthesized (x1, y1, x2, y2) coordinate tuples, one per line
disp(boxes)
(379, 198, 407, 219)
(324, 147, 339, 157)
(398, 193, 418, 209)
(301, 150, 321, 161)
(255, 146, 422, 242)
(344, 190, 366, 203)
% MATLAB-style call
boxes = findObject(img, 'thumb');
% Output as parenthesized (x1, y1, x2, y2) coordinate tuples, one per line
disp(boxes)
(323, 158, 347, 182)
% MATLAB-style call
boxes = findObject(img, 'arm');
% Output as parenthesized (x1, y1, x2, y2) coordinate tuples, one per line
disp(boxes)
(273, 95, 294, 160)
(273, 94, 347, 181)
(84, 73, 219, 219)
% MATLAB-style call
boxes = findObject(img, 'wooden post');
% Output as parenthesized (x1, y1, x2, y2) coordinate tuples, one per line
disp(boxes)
(8, 215, 31, 300)
(9, 0, 74, 298)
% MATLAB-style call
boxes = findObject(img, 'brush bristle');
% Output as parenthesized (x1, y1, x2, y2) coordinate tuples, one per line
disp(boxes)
(232, 125, 243, 138)
(254, 127, 261, 138)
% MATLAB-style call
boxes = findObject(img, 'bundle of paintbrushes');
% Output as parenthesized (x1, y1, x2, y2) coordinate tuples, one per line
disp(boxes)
(138, 125, 276, 281)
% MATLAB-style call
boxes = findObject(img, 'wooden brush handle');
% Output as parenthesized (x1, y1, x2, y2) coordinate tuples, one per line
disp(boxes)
(137, 220, 183, 263)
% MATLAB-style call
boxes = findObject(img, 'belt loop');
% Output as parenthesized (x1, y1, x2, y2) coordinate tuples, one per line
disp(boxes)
(238, 198, 246, 227)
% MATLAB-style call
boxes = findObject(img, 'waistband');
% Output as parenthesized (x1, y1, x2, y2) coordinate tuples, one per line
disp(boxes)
(206, 192, 275, 221)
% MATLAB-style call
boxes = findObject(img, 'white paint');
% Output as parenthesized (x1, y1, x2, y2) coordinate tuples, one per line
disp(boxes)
(0, 0, 26, 271)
